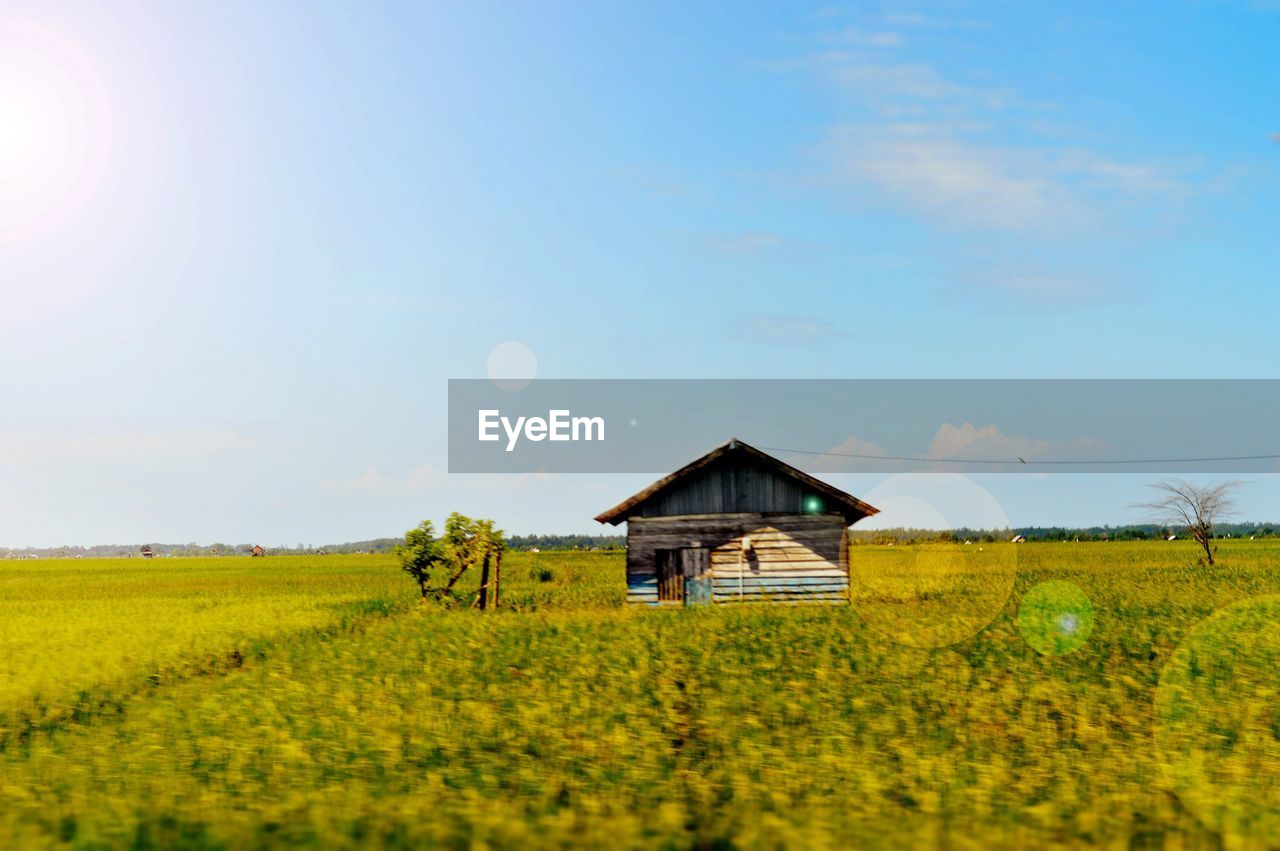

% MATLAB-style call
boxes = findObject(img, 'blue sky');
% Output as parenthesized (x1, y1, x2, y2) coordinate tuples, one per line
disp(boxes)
(1, 1, 1278, 545)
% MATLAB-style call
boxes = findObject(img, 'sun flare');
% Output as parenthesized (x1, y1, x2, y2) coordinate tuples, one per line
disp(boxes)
(0, 81, 50, 180)
(0, 18, 111, 241)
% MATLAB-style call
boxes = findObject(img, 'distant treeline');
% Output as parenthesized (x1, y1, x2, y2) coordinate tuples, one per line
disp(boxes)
(0, 539, 405, 559)
(507, 534, 624, 551)
(0, 534, 625, 559)
(315, 538, 402, 555)
(850, 522, 1280, 545)
(7, 523, 1277, 559)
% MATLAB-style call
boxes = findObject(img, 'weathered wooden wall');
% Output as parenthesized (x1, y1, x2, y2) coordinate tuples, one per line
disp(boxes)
(631, 460, 831, 518)
(625, 513, 849, 605)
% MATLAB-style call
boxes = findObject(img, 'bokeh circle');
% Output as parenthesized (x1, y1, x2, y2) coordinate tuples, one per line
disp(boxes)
(850, 474, 1018, 648)
(1017, 580, 1094, 655)
(1154, 595, 1280, 845)
(486, 341, 538, 391)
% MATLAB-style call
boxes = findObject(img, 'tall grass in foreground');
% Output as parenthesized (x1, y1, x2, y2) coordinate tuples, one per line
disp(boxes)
(1, 542, 1279, 848)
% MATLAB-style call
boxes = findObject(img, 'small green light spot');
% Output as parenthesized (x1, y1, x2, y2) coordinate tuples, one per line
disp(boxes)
(1017, 580, 1095, 655)
(803, 495, 824, 514)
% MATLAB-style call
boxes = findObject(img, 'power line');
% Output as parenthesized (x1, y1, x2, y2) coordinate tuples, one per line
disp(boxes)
(759, 445, 1280, 467)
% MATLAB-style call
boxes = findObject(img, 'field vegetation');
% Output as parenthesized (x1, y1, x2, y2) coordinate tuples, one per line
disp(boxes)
(0, 556, 413, 741)
(1, 542, 1278, 848)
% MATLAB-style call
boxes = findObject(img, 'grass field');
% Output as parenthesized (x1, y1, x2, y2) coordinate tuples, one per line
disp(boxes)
(1, 542, 1278, 848)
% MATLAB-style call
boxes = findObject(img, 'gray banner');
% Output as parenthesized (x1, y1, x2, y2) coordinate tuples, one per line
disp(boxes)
(448, 379, 1280, 474)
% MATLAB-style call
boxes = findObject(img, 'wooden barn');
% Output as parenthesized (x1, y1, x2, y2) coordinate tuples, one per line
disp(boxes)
(595, 438, 879, 605)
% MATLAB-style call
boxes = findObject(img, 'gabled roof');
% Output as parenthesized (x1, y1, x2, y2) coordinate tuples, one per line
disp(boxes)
(594, 437, 879, 526)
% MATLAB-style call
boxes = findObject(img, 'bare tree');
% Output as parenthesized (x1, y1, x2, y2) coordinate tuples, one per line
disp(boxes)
(1138, 479, 1242, 565)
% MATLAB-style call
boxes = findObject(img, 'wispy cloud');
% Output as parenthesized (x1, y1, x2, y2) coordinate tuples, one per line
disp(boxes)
(830, 27, 904, 48)
(769, 19, 1198, 303)
(946, 263, 1111, 303)
(749, 314, 849, 344)
(882, 12, 991, 31)
(831, 128, 1084, 232)
(829, 125, 1184, 235)
(696, 230, 784, 255)
(833, 62, 1009, 110)
(615, 165, 700, 200)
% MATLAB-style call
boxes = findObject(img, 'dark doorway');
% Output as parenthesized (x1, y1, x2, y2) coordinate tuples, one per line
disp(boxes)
(656, 547, 710, 604)
(655, 549, 683, 601)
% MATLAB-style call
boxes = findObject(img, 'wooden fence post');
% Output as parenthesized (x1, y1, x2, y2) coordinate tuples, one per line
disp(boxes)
(478, 553, 491, 611)
(492, 551, 501, 608)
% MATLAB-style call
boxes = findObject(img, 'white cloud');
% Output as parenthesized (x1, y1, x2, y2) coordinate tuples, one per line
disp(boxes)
(749, 313, 848, 344)
(832, 127, 1089, 232)
(828, 120, 1187, 237)
(928, 422, 1100, 463)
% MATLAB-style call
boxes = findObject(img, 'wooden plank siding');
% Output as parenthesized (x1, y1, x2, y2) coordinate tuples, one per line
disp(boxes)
(633, 460, 818, 518)
(626, 513, 850, 606)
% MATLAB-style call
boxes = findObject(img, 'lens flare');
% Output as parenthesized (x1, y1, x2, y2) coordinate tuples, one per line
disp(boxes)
(851, 474, 1017, 648)
(1155, 595, 1280, 845)
(1017, 580, 1094, 655)
(486, 340, 538, 392)
(0, 18, 112, 241)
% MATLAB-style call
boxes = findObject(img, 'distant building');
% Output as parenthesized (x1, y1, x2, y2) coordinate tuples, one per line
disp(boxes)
(1011, 534, 1026, 543)
(251, 545, 266, 557)
(314, 548, 327, 556)
(141, 545, 155, 559)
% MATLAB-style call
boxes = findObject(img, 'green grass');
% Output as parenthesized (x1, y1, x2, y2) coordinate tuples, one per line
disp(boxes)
(1, 542, 1279, 848)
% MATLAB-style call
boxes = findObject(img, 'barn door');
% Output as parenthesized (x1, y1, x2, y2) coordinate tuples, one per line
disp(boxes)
(681, 548, 712, 606)
(655, 549, 683, 602)
(656, 548, 711, 604)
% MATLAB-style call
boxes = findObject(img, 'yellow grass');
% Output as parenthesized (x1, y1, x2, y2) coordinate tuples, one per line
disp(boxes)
(1, 542, 1278, 848)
